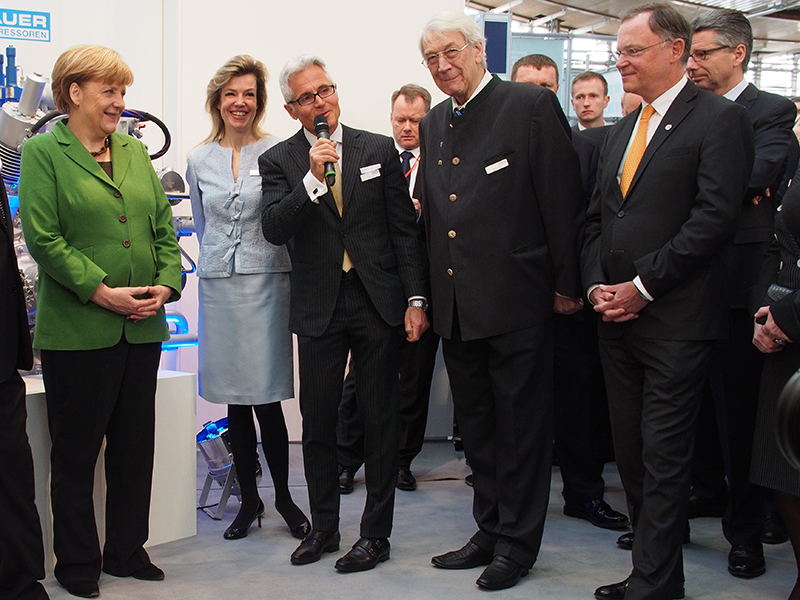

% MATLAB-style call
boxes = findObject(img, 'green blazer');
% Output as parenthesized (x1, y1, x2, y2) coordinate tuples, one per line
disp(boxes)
(19, 120, 182, 350)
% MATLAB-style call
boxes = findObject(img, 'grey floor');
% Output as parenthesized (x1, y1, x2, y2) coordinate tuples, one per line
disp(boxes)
(41, 441, 796, 600)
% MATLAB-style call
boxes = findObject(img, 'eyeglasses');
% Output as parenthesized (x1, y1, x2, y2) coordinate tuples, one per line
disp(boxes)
(422, 44, 469, 67)
(288, 84, 336, 107)
(688, 45, 730, 62)
(614, 40, 669, 60)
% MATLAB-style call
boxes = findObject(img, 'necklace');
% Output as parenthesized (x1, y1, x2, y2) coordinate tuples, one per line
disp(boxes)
(89, 136, 110, 157)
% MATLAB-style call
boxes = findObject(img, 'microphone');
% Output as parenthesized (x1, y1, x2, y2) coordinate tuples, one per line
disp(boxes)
(313, 114, 337, 187)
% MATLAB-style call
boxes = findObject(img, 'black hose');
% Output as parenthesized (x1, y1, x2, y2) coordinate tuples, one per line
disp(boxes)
(122, 109, 172, 159)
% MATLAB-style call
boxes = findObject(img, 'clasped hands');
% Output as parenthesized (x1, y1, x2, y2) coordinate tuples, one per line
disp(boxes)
(753, 305, 791, 354)
(589, 281, 649, 322)
(90, 282, 173, 322)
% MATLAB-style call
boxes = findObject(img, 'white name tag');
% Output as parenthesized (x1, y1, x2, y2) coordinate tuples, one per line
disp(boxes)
(250, 169, 260, 176)
(360, 164, 381, 182)
(485, 158, 509, 175)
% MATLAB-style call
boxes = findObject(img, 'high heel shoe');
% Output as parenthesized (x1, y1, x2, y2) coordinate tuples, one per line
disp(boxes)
(223, 499, 265, 540)
(275, 500, 311, 539)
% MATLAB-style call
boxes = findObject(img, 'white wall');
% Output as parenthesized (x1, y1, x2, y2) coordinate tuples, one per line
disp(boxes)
(13, 0, 460, 441)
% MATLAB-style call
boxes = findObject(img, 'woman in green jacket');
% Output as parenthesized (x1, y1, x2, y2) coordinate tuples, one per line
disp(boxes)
(19, 45, 182, 599)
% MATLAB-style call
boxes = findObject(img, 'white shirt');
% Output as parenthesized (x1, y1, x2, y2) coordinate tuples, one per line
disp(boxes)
(452, 70, 493, 114)
(725, 78, 749, 102)
(578, 121, 608, 131)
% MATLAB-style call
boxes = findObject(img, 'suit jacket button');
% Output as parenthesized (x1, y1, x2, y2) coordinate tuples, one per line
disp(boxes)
(449, 194, 457, 202)
(122, 239, 131, 248)
(113, 191, 122, 198)
(119, 214, 127, 223)
(447, 268, 453, 276)
(452, 157, 460, 165)
(438, 160, 443, 165)
(448, 230, 456, 238)
(616, 210, 625, 218)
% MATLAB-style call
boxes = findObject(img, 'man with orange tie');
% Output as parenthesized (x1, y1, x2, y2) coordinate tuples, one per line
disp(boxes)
(582, 4, 754, 600)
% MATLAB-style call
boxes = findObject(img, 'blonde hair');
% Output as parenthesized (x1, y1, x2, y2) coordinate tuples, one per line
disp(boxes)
(51, 44, 133, 113)
(204, 55, 268, 143)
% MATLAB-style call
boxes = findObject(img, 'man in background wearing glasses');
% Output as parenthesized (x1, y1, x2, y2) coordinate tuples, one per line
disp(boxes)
(583, 4, 755, 600)
(416, 12, 584, 591)
(686, 9, 797, 580)
(260, 55, 428, 573)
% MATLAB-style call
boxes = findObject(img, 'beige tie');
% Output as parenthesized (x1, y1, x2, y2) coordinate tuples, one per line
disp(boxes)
(330, 162, 353, 272)
(620, 104, 656, 197)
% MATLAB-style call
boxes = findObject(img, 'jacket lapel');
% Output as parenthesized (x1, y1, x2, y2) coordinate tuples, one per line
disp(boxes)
(623, 82, 697, 204)
(287, 128, 339, 216)
(55, 121, 115, 187)
(110, 134, 132, 187)
(608, 113, 636, 207)
(342, 125, 362, 213)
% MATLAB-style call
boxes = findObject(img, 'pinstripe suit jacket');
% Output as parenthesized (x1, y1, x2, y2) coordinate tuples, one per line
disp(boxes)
(260, 125, 427, 337)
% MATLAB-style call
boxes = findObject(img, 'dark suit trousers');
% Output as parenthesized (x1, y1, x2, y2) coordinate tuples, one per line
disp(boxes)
(297, 272, 400, 538)
(600, 333, 714, 600)
(707, 308, 765, 545)
(553, 311, 606, 505)
(441, 315, 554, 569)
(41, 339, 160, 586)
(337, 327, 440, 471)
(0, 371, 48, 600)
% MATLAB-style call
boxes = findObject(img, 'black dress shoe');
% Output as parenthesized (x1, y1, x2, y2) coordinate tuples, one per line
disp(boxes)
(334, 537, 390, 572)
(396, 467, 417, 491)
(63, 581, 100, 598)
(728, 543, 766, 578)
(131, 563, 165, 581)
(476, 556, 528, 590)
(616, 525, 691, 550)
(564, 499, 630, 530)
(290, 530, 341, 565)
(763, 512, 789, 544)
(432, 541, 493, 569)
(688, 493, 727, 519)
(594, 577, 684, 600)
(338, 465, 355, 494)
(616, 531, 634, 550)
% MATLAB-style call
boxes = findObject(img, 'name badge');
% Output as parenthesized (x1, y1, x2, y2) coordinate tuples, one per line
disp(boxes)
(360, 163, 381, 182)
(249, 169, 260, 177)
(485, 158, 509, 175)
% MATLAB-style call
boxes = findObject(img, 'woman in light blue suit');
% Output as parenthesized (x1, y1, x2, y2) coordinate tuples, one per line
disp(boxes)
(187, 55, 309, 541)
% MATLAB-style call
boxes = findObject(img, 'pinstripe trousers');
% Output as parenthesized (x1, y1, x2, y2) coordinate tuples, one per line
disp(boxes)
(297, 271, 401, 539)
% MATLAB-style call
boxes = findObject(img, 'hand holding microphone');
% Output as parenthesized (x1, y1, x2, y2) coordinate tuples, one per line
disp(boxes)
(313, 115, 337, 187)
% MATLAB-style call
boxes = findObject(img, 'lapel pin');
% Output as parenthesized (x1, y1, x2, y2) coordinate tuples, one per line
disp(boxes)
(665, 124, 672, 131)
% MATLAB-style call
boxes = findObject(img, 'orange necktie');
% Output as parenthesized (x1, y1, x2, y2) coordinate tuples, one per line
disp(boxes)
(620, 104, 656, 197)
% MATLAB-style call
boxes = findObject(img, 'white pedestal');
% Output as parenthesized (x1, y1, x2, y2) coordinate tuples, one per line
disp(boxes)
(25, 369, 198, 572)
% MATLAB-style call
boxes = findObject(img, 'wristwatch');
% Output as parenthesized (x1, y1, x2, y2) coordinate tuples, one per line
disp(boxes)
(408, 298, 428, 311)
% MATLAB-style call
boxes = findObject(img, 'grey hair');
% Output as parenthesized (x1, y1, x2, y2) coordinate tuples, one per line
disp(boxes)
(420, 12, 487, 69)
(691, 9, 753, 72)
(278, 54, 333, 104)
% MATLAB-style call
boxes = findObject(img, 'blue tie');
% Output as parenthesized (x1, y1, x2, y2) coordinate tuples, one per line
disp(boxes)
(400, 151, 413, 177)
